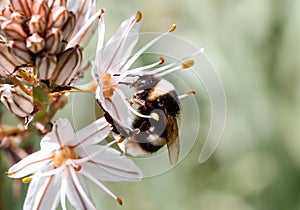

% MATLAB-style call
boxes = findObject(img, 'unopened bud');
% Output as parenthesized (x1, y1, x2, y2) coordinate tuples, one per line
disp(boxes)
(8, 40, 32, 63)
(32, 0, 49, 19)
(26, 33, 45, 53)
(36, 54, 57, 80)
(1, 6, 13, 19)
(61, 12, 75, 41)
(45, 28, 63, 54)
(11, 12, 25, 24)
(1, 20, 27, 40)
(9, 0, 33, 17)
(47, 6, 69, 29)
(51, 46, 82, 86)
(0, 84, 34, 117)
(48, 0, 67, 9)
(28, 15, 46, 34)
(0, 44, 22, 76)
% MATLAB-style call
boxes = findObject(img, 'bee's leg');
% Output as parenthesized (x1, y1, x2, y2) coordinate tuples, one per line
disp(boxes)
(131, 96, 145, 106)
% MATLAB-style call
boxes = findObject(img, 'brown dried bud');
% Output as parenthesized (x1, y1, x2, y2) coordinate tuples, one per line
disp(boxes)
(8, 40, 32, 63)
(47, 6, 69, 29)
(9, 0, 34, 17)
(1, 20, 27, 40)
(28, 15, 46, 34)
(26, 33, 45, 53)
(51, 46, 82, 86)
(45, 27, 63, 54)
(0, 84, 34, 117)
(36, 54, 57, 80)
(61, 12, 75, 41)
(32, 0, 49, 20)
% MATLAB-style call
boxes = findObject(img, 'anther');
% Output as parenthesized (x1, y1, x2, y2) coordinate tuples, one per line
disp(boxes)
(187, 90, 196, 95)
(150, 112, 160, 121)
(22, 176, 32, 184)
(169, 24, 176, 32)
(117, 197, 123, 205)
(182, 60, 194, 68)
(159, 57, 165, 64)
(117, 136, 126, 143)
(74, 165, 82, 172)
(98, 8, 105, 18)
(136, 11, 142, 22)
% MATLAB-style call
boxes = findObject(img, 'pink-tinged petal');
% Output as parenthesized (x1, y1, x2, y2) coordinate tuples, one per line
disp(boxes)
(78, 145, 143, 182)
(72, 117, 110, 147)
(24, 171, 61, 210)
(100, 12, 141, 74)
(7, 151, 52, 178)
(41, 119, 75, 150)
(65, 168, 95, 210)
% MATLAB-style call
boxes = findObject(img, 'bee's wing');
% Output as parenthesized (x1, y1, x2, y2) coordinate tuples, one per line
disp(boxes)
(166, 116, 180, 165)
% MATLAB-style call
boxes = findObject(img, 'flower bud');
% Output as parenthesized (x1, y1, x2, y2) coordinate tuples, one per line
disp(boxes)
(48, 0, 67, 8)
(45, 27, 63, 54)
(11, 12, 25, 24)
(0, 44, 23, 76)
(1, 20, 27, 40)
(9, 0, 33, 17)
(61, 12, 75, 41)
(47, 6, 69, 29)
(32, 0, 49, 19)
(8, 40, 32, 63)
(26, 33, 45, 53)
(36, 54, 57, 80)
(0, 84, 34, 117)
(1, 6, 13, 19)
(28, 15, 46, 34)
(51, 46, 82, 86)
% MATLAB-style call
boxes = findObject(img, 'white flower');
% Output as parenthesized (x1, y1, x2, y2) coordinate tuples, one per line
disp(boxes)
(7, 118, 142, 210)
(92, 11, 199, 136)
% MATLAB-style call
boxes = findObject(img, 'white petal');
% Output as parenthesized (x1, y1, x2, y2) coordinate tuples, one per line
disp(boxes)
(24, 171, 61, 210)
(78, 145, 143, 182)
(67, 10, 101, 48)
(100, 13, 141, 74)
(65, 168, 95, 210)
(94, 12, 105, 72)
(72, 117, 110, 147)
(67, 0, 96, 34)
(7, 151, 52, 178)
(41, 118, 75, 150)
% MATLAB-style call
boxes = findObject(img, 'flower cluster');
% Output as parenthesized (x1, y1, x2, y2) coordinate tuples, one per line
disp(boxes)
(0, 0, 102, 119)
(0, 0, 203, 209)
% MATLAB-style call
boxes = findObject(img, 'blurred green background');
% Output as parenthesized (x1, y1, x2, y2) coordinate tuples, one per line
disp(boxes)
(1, 0, 300, 209)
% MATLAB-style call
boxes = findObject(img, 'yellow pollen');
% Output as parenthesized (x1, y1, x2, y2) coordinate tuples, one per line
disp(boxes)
(53, 146, 78, 168)
(151, 112, 160, 121)
(102, 73, 115, 98)
(136, 11, 142, 22)
(22, 177, 32, 184)
(182, 60, 194, 68)
(169, 24, 176, 32)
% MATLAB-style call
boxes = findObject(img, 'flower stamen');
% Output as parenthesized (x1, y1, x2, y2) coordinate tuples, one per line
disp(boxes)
(178, 90, 196, 100)
(22, 176, 32, 184)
